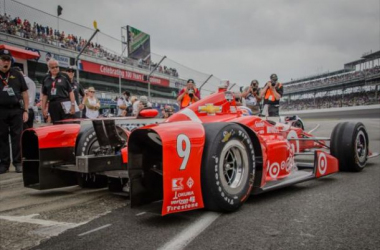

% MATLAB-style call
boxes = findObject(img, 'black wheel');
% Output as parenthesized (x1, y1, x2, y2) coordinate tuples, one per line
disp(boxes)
(330, 122, 369, 172)
(201, 123, 255, 212)
(75, 127, 108, 188)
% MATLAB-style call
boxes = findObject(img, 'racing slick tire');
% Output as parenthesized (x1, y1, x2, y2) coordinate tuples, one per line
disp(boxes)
(330, 122, 369, 172)
(201, 123, 255, 212)
(75, 127, 108, 188)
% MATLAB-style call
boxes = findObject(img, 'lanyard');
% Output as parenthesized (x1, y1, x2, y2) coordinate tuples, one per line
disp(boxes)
(51, 80, 56, 89)
(0, 72, 10, 86)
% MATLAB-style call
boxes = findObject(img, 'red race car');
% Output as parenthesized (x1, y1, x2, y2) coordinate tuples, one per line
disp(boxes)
(22, 88, 376, 216)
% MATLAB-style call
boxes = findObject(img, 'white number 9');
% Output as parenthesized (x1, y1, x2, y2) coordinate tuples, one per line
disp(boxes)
(177, 134, 191, 170)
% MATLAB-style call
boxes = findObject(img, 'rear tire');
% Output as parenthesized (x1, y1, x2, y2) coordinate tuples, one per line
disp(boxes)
(330, 122, 368, 172)
(201, 123, 255, 212)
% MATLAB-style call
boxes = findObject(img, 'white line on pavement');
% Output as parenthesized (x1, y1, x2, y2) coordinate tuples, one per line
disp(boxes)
(136, 212, 146, 216)
(78, 224, 112, 237)
(158, 212, 221, 250)
(0, 214, 78, 227)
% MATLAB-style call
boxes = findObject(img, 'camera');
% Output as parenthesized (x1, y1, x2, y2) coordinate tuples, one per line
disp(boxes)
(188, 88, 194, 97)
(252, 87, 257, 92)
(271, 82, 276, 87)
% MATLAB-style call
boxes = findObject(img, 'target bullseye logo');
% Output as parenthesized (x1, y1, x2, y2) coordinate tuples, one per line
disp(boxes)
(269, 162, 280, 179)
(318, 152, 327, 175)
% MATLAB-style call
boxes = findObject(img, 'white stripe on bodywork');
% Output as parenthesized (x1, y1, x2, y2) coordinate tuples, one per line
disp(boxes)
(179, 108, 202, 123)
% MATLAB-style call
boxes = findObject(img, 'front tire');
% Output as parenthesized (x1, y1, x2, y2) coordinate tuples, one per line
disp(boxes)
(330, 122, 369, 172)
(201, 123, 255, 212)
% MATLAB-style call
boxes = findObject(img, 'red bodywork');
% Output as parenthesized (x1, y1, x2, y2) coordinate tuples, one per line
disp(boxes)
(129, 89, 338, 215)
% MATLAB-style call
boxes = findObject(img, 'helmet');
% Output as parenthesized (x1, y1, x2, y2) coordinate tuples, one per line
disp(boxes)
(270, 74, 278, 81)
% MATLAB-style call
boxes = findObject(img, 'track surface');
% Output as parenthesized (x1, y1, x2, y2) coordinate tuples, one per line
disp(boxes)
(1, 118, 379, 250)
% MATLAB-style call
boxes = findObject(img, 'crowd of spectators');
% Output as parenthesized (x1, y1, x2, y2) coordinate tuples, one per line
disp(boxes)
(281, 90, 380, 111)
(0, 13, 179, 77)
(284, 66, 380, 93)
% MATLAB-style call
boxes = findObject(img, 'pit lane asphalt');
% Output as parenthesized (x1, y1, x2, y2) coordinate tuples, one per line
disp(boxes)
(1, 118, 379, 250)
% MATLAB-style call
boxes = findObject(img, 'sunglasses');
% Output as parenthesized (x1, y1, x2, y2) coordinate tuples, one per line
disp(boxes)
(50, 66, 59, 69)
(89, 91, 95, 93)
(67, 70, 75, 73)
(1, 57, 11, 61)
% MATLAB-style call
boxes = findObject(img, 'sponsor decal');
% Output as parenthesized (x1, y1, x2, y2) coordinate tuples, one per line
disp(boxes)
(267, 126, 279, 133)
(255, 121, 265, 128)
(230, 106, 237, 113)
(318, 152, 327, 175)
(172, 178, 184, 191)
(9, 75, 16, 79)
(198, 104, 222, 115)
(187, 177, 194, 189)
(167, 190, 198, 212)
(221, 130, 234, 143)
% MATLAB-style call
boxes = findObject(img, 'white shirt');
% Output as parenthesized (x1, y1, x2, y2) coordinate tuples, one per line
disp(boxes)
(85, 97, 99, 119)
(117, 97, 130, 116)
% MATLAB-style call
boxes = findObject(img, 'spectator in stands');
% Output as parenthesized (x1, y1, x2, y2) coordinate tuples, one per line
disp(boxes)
(62, 66, 84, 118)
(259, 73, 283, 117)
(177, 79, 200, 109)
(13, 67, 36, 129)
(241, 80, 261, 115)
(41, 59, 76, 123)
(117, 90, 131, 116)
(83, 87, 100, 119)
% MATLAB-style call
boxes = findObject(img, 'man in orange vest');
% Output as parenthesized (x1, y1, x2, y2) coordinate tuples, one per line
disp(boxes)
(177, 79, 200, 109)
(259, 73, 283, 116)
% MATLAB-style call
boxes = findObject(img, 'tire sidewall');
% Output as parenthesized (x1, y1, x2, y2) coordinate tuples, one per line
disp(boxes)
(202, 124, 255, 211)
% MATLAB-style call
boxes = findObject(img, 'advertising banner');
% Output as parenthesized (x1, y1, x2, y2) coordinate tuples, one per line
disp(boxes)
(81, 60, 169, 87)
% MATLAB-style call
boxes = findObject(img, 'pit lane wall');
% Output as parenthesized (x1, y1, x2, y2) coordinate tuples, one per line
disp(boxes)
(281, 104, 380, 119)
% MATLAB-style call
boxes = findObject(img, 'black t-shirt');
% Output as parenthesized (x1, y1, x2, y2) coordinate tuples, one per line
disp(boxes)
(70, 80, 84, 105)
(42, 73, 72, 101)
(263, 83, 284, 105)
(0, 68, 28, 106)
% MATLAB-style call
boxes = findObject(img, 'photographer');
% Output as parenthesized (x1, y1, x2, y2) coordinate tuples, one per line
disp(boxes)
(241, 80, 261, 115)
(259, 73, 283, 117)
(177, 79, 200, 109)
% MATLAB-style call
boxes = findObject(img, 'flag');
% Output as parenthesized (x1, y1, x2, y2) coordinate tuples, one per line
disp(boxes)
(57, 5, 63, 16)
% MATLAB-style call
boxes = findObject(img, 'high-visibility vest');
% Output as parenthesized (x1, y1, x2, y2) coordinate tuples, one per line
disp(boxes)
(181, 87, 199, 108)
(265, 82, 282, 102)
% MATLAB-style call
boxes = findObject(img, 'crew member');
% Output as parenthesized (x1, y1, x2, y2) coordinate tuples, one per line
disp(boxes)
(64, 66, 84, 118)
(41, 59, 75, 123)
(241, 79, 261, 115)
(13, 67, 36, 129)
(0, 49, 29, 174)
(259, 73, 283, 117)
(177, 79, 200, 109)
(117, 91, 131, 116)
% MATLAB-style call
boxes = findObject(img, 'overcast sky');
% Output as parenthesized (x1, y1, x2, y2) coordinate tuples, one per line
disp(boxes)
(12, 0, 380, 88)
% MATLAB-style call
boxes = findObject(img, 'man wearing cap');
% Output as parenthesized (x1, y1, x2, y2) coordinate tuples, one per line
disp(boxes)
(132, 95, 152, 116)
(259, 73, 284, 117)
(0, 49, 29, 174)
(117, 91, 131, 116)
(41, 59, 76, 123)
(177, 79, 200, 109)
(64, 66, 84, 118)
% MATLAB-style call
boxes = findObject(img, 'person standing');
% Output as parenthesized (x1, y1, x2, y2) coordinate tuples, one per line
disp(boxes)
(259, 73, 284, 117)
(83, 87, 100, 119)
(0, 49, 29, 174)
(41, 59, 75, 123)
(64, 66, 84, 118)
(117, 91, 131, 116)
(241, 79, 261, 115)
(13, 67, 36, 129)
(177, 79, 200, 109)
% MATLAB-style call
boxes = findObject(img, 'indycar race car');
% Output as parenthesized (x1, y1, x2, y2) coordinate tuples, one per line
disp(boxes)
(22, 88, 377, 215)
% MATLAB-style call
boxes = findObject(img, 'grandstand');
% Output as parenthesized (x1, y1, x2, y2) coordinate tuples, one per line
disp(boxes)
(0, 0, 221, 114)
(281, 51, 380, 111)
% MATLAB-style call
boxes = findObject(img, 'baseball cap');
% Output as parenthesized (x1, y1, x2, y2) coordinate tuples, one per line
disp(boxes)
(187, 79, 195, 84)
(88, 87, 96, 92)
(0, 49, 12, 60)
(67, 66, 75, 72)
(139, 95, 148, 104)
